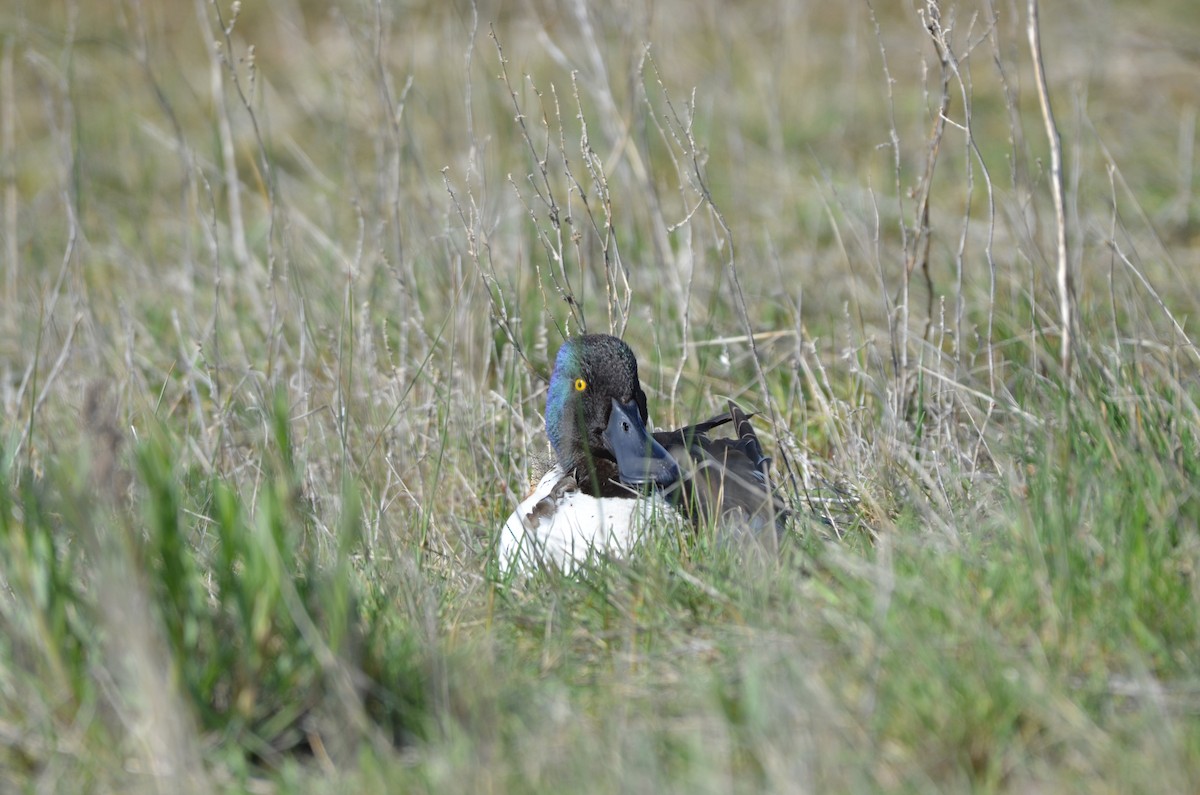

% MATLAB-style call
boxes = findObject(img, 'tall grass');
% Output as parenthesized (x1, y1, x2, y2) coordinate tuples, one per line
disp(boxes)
(2, 0, 1200, 791)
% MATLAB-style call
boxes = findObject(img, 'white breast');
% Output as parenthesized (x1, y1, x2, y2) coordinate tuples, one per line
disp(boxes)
(499, 467, 682, 573)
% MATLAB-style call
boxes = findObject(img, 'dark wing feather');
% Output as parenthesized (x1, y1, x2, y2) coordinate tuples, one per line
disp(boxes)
(654, 401, 787, 534)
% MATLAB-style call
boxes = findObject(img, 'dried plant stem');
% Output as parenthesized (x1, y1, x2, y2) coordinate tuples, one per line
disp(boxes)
(1027, 0, 1072, 382)
(491, 28, 582, 336)
(646, 71, 801, 501)
(866, 0, 904, 384)
(196, 0, 249, 271)
(910, 3, 950, 349)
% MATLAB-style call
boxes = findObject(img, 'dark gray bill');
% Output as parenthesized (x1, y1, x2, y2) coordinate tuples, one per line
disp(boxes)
(604, 398, 679, 487)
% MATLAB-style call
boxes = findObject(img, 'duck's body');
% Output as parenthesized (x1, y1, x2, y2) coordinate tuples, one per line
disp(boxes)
(499, 466, 684, 571)
(500, 334, 785, 573)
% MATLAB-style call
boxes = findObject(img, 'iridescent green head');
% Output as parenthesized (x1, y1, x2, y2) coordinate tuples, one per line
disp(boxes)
(544, 334, 677, 490)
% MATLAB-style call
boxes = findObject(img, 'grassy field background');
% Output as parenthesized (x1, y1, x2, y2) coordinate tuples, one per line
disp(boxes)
(3, 0, 1200, 791)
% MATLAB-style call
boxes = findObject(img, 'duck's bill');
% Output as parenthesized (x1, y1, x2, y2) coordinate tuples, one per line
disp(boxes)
(605, 398, 680, 487)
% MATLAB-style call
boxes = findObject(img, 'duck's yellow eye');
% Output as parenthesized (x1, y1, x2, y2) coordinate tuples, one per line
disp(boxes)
(574, 378, 587, 392)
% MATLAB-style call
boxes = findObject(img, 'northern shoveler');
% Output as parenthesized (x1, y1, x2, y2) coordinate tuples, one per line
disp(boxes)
(499, 334, 785, 572)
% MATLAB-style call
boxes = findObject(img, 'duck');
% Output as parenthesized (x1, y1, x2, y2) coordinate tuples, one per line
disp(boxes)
(499, 333, 786, 572)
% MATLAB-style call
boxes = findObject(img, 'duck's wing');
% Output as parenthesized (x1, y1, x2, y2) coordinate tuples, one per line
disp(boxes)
(654, 401, 788, 534)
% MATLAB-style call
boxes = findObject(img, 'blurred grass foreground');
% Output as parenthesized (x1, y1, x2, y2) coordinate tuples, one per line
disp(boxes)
(3, 0, 1200, 791)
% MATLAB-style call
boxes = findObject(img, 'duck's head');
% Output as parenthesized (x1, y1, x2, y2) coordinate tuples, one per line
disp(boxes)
(545, 334, 679, 491)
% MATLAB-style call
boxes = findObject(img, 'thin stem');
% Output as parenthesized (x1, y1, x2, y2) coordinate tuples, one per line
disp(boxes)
(1027, 0, 1072, 383)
